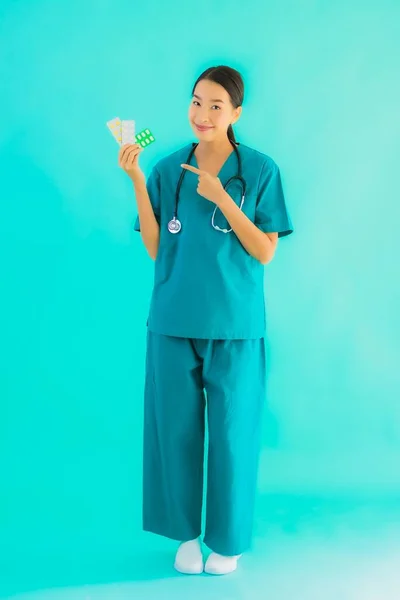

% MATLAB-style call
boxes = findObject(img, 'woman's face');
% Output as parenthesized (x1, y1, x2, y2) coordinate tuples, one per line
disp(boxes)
(188, 79, 241, 142)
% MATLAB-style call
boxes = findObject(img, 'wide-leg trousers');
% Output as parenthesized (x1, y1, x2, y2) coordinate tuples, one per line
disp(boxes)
(142, 331, 266, 556)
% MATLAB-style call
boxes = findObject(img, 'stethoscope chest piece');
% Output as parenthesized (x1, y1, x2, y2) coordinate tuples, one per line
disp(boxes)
(168, 217, 182, 234)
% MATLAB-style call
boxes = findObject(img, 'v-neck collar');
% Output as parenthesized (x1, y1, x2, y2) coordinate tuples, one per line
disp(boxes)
(192, 144, 238, 179)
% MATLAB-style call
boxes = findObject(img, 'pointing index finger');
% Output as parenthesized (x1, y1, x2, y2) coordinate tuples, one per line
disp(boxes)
(180, 164, 205, 175)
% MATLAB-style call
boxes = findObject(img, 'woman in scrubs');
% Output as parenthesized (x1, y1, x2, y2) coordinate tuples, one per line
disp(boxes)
(119, 65, 293, 575)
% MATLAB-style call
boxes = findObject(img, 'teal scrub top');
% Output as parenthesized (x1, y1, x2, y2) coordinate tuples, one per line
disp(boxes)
(134, 142, 293, 340)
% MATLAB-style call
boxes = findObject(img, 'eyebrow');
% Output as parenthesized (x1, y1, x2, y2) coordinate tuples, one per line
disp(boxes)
(193, 94, 225, 103)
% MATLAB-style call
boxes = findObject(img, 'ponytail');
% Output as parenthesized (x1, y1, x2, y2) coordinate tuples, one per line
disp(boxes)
(227, 124, 237, 144)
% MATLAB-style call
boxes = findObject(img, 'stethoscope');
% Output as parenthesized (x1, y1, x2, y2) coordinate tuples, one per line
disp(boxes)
(167, 140, 247, 234)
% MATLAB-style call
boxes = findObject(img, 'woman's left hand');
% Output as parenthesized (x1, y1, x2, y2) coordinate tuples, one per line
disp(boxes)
(180, 164, 226, 206)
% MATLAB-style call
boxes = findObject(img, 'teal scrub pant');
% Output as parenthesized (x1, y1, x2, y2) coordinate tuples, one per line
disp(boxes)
(143, 331, 266, 556)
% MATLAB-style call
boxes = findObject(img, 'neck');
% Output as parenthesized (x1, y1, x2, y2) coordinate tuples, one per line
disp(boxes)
(196, 136, 234, 157)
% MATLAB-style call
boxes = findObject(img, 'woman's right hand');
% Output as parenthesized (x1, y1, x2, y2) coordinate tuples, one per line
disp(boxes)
(119, 143, 144, 181)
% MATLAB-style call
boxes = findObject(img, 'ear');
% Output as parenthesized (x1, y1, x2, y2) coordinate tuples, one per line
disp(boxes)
(231, 105, 243, 126)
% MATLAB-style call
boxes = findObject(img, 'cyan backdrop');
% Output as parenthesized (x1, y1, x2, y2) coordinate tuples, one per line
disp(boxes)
(1, 0, 399, 598)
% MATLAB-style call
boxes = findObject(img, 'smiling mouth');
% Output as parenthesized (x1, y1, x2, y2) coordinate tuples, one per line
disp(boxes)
(195, 124, 213, 131)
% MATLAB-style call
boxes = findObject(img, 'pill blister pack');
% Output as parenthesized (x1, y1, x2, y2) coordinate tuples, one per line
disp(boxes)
(135, 128, 155, 148)
(106, 117, 122, 145)
(121, 120, 136, 144)
(106, 117, 155, 149)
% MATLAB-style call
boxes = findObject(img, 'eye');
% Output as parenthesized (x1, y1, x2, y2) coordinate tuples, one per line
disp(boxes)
(192, 100, 200, 106)
(211, 105, 221, 110)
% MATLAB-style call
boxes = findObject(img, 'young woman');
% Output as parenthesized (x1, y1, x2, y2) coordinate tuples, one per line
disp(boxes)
(119, 65, 293, 575)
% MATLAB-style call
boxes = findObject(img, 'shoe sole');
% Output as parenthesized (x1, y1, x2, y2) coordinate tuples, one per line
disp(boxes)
(204, 567, 237, 575)
(174, 562, 204, 575)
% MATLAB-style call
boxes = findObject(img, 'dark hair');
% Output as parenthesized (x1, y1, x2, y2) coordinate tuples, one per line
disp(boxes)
(191, 65, 244, 144)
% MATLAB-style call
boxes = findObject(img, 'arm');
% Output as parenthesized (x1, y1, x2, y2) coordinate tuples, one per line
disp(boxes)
(217, 191, 278, 265)
(180, 161, 290, 266)
(132, 172, 160, 261)
(119, 144, 160, 261)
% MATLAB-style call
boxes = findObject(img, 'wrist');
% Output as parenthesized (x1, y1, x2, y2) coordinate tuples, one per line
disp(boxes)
(130, 170, 145, 186)
(215, 190, 231, 209)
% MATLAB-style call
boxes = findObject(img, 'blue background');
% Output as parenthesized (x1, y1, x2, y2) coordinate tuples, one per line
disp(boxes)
(1, 0, 399, 598)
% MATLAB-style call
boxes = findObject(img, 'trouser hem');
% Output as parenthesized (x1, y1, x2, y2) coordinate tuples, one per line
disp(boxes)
(203, 534, 251, 557)
(143, 525, 202, 544)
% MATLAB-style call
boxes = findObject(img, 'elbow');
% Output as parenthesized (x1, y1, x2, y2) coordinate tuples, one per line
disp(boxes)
(146, 243, 158, 261)
(258, 236, 278, 265)
(141, 232, 159, 261)
(148, 249, 158, 261)
(259, 249, 275, 265)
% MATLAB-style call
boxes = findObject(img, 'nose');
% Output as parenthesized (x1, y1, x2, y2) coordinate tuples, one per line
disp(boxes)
(197, 109, 210, 123)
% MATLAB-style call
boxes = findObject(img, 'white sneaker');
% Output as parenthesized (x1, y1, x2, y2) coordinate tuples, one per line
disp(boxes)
(174, 538, 204, 574)
(204, 552, 242, 575)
